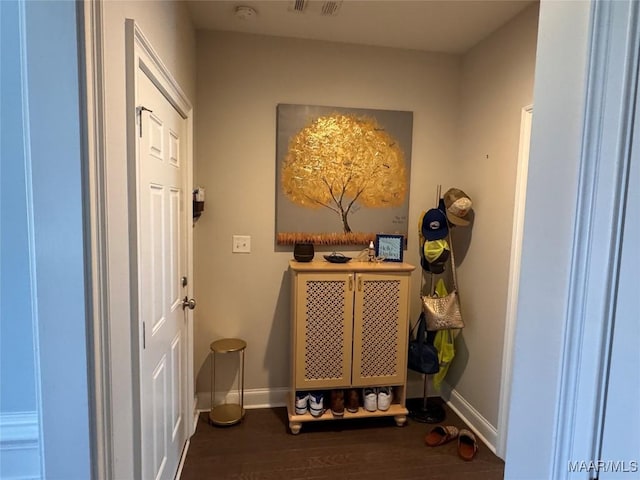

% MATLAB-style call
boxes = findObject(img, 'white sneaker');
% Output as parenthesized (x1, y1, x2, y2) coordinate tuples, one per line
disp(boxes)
(363, 388, 377, 412)
(309, 391, 324, 417)
(295, 392, 309, 415)
(377, 387, 393, 411)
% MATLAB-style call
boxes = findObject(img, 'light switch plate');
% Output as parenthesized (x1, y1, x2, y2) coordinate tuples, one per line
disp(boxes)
(232, 235, 251, 253)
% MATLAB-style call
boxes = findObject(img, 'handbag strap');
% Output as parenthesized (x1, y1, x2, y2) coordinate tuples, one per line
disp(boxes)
(410, 313, 428, 345)
(411, 312, 425, 335)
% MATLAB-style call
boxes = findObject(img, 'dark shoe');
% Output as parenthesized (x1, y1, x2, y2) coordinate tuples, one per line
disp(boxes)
(330, 390, 345, 417)
(346, 389, 360, 413)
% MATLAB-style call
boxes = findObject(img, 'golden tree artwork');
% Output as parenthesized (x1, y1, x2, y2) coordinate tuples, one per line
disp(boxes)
(281, 113, 407, 235)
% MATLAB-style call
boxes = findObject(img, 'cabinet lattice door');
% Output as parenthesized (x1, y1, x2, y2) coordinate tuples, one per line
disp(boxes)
(352, 274, 409, 386)
(294, 273, 354, 388)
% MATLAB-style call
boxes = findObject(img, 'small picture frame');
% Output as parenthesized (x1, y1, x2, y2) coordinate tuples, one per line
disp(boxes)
(375, 234, 404, 262)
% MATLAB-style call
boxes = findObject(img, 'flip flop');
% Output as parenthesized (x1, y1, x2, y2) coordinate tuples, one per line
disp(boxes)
(424, 425, 459, 447)
(457, 428, 478, 461)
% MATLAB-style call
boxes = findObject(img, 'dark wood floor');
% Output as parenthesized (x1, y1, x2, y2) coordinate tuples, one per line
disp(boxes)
(180, 400, 504, 480)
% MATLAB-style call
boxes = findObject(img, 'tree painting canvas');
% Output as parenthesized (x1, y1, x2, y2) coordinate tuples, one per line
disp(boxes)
(276, 104, 413, 246)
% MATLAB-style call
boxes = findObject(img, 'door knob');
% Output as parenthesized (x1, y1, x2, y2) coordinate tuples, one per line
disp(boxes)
(182, 296, 196, 310)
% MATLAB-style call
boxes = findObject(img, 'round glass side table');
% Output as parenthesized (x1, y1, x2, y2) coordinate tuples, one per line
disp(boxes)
(209, 338, 246, 426)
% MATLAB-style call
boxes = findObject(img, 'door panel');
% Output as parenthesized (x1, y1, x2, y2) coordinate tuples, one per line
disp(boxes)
(294, 273, 354, 389)
(170, 332, 182, 440)
(151, 357, 167, 480)
(352, 273, 409, 386)
(149, 185, 165, 333)
(169, 189, 181, 309)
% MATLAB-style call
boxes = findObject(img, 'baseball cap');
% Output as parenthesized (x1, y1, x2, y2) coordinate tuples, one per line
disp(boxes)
(424, 239, 449, 263)
(443, 188, 472, 226)
(423, 239, 450, 274)
(421, 208, 448, 240)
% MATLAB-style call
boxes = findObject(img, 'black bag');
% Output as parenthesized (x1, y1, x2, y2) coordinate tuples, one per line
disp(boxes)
(407, 313, 440, 374)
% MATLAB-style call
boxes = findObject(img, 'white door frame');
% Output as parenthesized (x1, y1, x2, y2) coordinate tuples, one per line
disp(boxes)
(81, 7, 195, 477)
(126, 15, 196, 454)
(81, 1, 112, 477)
(496, 104, 532, 459)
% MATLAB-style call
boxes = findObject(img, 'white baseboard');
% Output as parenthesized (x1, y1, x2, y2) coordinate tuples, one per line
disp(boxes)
(196, 387, 289, 411)
(198, 380, 436, 411)
(439, 383, 498, 455)
(405, 378, 499, 456)
(0, 411, 41, 480)
(198, 383, 437, 411)
(191, 394, 199, 432)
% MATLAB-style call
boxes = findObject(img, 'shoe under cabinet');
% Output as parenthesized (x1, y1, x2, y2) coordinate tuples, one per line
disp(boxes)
(288, 260, 415, 434)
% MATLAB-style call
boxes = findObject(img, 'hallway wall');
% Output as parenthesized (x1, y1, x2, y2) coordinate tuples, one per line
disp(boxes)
(192, 5, 539, 444)
(193, 31, 460, 400)
(445, 3, 539, 429)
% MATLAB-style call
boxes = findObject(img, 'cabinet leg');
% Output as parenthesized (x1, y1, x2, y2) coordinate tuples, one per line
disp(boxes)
(394, 415, 407, 427)
(289, 421, 302, 435)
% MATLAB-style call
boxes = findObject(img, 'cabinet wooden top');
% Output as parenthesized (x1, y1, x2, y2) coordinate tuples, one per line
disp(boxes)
(289, 260, 416, 273)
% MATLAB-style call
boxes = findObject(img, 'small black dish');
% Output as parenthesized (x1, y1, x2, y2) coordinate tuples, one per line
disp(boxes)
(324, 253, 352, 264)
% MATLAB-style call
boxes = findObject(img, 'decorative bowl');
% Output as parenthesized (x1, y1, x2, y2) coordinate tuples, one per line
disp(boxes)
(324, 253, 352, 264)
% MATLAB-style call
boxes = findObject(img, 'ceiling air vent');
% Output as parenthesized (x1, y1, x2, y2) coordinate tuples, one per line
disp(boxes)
(287, 0, 343, 16)
(320, 1, 342, 16)
(288, 0, 307, 13)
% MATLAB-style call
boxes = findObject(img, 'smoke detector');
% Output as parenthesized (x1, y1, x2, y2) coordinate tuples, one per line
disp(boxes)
(234, 5, 257, 21)
(288, 0, 343, 16)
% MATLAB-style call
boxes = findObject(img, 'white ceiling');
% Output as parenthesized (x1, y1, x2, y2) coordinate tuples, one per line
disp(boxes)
(186, 0, 536, 54)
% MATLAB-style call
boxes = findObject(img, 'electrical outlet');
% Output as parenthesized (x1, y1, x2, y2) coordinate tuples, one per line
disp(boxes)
(232, 235, 251, 253)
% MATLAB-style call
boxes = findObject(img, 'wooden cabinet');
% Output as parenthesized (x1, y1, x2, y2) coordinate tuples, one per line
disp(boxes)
(288, 260, 415, 434)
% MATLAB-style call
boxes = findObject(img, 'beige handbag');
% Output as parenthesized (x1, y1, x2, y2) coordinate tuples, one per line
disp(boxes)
(421, 227, 464, 331)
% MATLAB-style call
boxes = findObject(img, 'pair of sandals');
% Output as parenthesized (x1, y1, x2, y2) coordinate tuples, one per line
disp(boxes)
(424, 425, 478, 461)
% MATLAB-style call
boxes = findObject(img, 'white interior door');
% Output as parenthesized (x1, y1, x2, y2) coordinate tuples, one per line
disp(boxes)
(137, 69, 189, 480)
